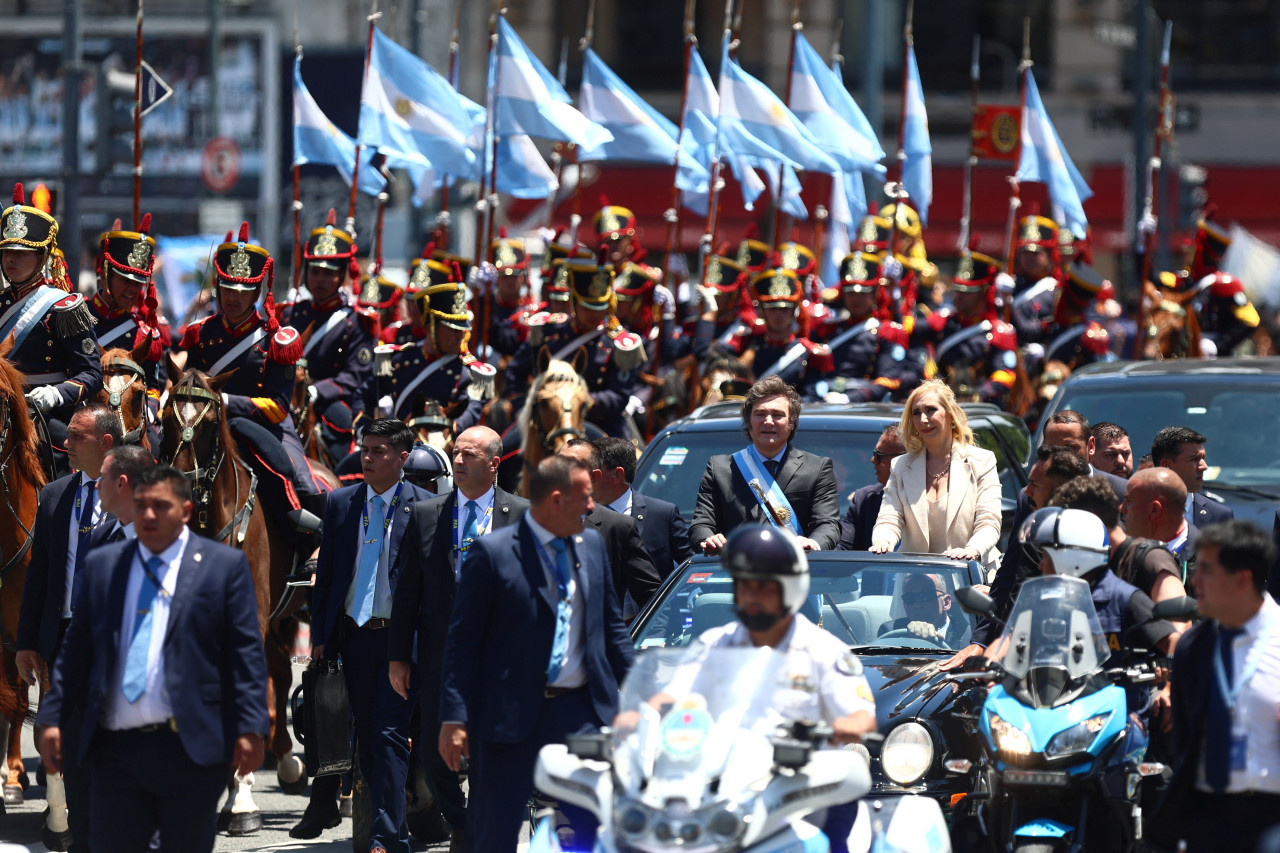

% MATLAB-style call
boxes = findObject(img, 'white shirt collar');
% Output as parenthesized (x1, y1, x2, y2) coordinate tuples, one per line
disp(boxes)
(607, 487, 633, 515)
(138, 525, 189, 565)
(1241, 595, 1280, 640)
(365, 480, 401, 506)
(455, 486, 495, 512)
(523, 510, 559, 548)
(755, 442, 788, 464)
(120, 521, 136, 540)
(80, 471, 100, 489)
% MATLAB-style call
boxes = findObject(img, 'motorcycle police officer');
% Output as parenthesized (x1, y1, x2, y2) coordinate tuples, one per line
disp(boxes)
(281, 209, 377, 460)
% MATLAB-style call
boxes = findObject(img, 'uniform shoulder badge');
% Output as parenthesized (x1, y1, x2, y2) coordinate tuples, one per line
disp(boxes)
(356, 346, 374, 366)
(267, 325, 303, 365)
(466, 359, 497, 400)
(835, 651, 864, 677)
(51, 292, 95, 338)
(610, 329, 646, 374)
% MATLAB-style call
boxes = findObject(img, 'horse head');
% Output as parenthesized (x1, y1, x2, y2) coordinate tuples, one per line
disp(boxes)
(520, 347, 591, 457)
(160, 357, 242, 530)
(97, 336, 153, 447)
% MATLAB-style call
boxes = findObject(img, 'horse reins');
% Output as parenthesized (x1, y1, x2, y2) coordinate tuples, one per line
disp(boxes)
(104, 356, 149, 445)
(532, 386, 585, 454)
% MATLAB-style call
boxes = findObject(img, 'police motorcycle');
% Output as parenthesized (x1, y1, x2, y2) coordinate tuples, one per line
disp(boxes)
(946, 576, 1194, 853)
(531, 644, 951, 853)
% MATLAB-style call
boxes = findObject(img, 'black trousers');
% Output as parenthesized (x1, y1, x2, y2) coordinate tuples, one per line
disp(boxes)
(88, 728, 226, 853)
(1182, 791, 1280, 852)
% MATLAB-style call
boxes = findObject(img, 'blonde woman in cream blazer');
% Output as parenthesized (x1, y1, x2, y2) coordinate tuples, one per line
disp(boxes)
(870, 380, 1002, 565)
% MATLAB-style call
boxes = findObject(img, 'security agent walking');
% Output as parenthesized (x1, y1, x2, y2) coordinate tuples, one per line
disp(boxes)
(1154, 521, 1280, 852)
(388, 425, 528, 851)
(438, 455, 635, 852)
(690, 375, 841, 555)
(307, 418, 429, 853)
(36, 465, 269, 853)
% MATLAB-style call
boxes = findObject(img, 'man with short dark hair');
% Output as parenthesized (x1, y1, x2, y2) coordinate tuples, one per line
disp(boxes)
(1043, 410, 1127, 497)
(1090, 421, 1133, 478)
(306, 417, 430, 852)
(96, 445, 154, 544)
(838, 424, 905, 552)
(37, 464, 268, 853)
(592, 436, 691, 578)
(691, 375, 840, 554)
(1155, 521, 1280, 852)
(438, 455, 634, 852)
(1151, 425, 1233, 532)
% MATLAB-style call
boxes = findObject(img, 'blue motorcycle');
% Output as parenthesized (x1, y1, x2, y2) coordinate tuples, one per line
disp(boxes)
(945, 575, 1193, 853)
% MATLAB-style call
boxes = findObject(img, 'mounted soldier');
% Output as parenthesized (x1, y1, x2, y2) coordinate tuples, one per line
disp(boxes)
(724, 267, 833, 402)
(691, 252, 752, 365)
(486, 231, 537, 359)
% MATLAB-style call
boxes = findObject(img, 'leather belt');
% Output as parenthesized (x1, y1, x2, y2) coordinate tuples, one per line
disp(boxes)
(113, 718, 177, 734)
(544, 685, 587, 700)
(346, 615, 390, 630)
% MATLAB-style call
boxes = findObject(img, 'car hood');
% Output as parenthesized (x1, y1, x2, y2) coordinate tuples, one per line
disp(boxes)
(1202, 483, 1280, 532)
(859, 652, 966, 729)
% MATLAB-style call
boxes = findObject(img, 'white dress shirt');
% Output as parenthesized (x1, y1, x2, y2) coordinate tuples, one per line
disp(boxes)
(607, 488, 633, 517)
(525, 512, 586, 689)
(453, 486, 496, 552)
(63, 473, 102, 617)
(344, 482, 400, 620)
(1197, 596, 1280, 795)
(104, 527, 189, 730)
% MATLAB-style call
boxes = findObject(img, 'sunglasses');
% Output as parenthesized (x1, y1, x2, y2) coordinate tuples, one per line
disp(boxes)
(872, 450, 905, 462)
(902, 590, 945, 606)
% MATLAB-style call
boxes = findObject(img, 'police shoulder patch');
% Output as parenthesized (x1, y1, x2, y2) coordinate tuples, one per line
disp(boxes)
(835, 651, 864, 677)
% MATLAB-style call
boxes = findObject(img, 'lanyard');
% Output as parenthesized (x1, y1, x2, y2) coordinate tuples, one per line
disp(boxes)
(362, 482, 404, 543)
(535, 537, 572, 603)
(135, 543, 172, 601)
(453, 495, 495, 554)
(1215, 618, 1273, 712)
(76, 478, 97, 535)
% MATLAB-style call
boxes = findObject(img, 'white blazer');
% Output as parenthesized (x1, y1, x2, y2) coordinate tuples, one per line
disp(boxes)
(871, 443, 1002, 562)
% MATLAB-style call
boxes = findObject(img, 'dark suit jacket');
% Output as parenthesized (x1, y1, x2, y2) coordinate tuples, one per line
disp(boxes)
(630, 492, 692, 578)
(17, 473, 116, 663)
(1191, 492, 1233, 529)
(838, 483, 885, 551)
(689, 447, 841, 549)
(586, 505, 662, 608)
(973, 491, 1034, 647)
(439, 520, 634, 743)
(311, 480, 430, 655)
(37, 534, 269, 767)
(880, 614, 971, 649)
(388, 487, 528, 699)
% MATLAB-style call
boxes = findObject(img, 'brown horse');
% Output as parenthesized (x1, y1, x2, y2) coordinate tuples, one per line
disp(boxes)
(158, 362, 308, 834)
(1140, 282, 1203, 360)
(514, 348, 591, 496)
(699, 354, 752, 408)
(94, 341, 154, 452)
(0, 335, 47, 806)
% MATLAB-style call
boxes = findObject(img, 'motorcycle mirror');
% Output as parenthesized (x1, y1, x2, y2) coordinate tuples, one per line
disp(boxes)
(954, 586, 997, 618)
(566, 730, 612, 762)
(771, 737, 814, 770)
(1151, 596, 1197, 622)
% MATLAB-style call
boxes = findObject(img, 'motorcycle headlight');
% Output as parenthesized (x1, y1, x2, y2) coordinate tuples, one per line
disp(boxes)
(1045, 712, 1113, 759)
(988, 712, 1032, 756)
(706, 804, 747, 842)
(881, 722, 934, 786)
(616, 802, 651, 839)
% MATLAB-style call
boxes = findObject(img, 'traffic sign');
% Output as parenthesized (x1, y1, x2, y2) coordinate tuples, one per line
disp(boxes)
(201, 137, 242, 193)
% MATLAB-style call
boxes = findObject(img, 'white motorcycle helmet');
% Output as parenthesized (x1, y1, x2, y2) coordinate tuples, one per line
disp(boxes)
(1020, 507, 1110, 578)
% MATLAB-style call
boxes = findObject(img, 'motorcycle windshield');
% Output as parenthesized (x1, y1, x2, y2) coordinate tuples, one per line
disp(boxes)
(612, 645, 793, 798)
(987, 575, 1109, 683)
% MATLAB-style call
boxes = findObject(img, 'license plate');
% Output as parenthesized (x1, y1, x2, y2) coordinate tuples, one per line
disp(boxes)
(1002, 769, 1069, 787)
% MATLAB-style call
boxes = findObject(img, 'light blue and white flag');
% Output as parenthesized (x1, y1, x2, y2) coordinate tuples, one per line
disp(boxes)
(293, 56, 386, 195)
(578, 48, 681, 163)
(677, 47, 721, 215)
(820, 170, 863, 287)
(901, 44, 933, 226)
(789, 32, 885, 176)
(358, 27, 479, 179)
(493, 17, 612, 149)
(1016, 70, 1093, 239)
(726, 152, 766, 211)
(496, 135, 558, 199)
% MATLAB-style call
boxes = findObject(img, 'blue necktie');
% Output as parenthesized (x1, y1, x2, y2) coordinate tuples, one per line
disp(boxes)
(74, 480, 97, 576)
(352, 496, 385, 626)
(462, 499, 480, 545)
(1206, 626, 1243, 793)
(121, 555, 164, 703)
(546, 538, 572, 683)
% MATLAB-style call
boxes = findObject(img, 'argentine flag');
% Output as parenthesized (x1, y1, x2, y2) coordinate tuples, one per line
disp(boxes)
(493, 17, 612, 150)
(293, 56, 385, 195)
(496, 135, 558, 200)
(677, 47, 722, 215)
(358, 27, 479, 180)
(901, 44, 933, 227)
(1016, 70, 1093, 239)
(789, 32, 886, 177)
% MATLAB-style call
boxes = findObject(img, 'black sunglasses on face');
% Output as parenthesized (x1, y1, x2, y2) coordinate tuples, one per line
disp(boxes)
(872, 450, 905, 462)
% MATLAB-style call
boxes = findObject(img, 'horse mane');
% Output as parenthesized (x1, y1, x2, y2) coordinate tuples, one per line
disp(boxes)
(170, 368, 245, 476)
(0, 355, 46, 489)
(517, 358, 589, 451)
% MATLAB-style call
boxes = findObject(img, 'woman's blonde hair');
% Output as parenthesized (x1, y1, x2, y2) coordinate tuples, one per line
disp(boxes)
(899, 379, 973, 453)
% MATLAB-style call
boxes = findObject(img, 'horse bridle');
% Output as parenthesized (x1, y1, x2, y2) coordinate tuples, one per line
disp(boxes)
(532, 386, 585, 454)
(104, 356, 149, 445)
(164, 383, 257, 545)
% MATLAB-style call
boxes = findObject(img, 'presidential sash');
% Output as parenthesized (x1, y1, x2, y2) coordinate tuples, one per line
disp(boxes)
(731, 445, 802, 535)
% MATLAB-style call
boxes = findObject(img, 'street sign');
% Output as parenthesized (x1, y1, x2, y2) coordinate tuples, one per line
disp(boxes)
(201, 137, 242, 193)
(139, 60, 174, 117)
(1093, 20, 1136, 49)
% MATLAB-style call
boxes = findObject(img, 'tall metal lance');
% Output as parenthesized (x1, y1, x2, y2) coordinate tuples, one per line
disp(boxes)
(1003, 19, 1032, 285)
(544, 38, 570, 230)
(959, 34, 978, 257)
(1135, 20, 1174, 357)
(436, 0, 464, 246)
(878, 0, 913, 316)
(473, 1, 504, 361)
(769, 0, 803, 247)
(701, 0, 736, 279)
(347, 0, 382, 238)
(661, 0, 697, 298)
(132, 0, 144, 229)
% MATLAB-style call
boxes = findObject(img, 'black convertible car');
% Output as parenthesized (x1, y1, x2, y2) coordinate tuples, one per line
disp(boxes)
(630, 551, 988, 813)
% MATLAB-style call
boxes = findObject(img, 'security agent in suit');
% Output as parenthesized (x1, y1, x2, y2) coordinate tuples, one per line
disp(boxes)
(691, 375, 841, 555)
(592, 436, 691, 578)
(1153, 521, 1280, 852)
(438, 455, 635, 853)
(838, 425, 905, 553)
(1042, 411, 1128, 500)
(92, 445, 154, 548)
(36, 465, 269, 853)
(560, 439, 663, 610)
(388, 426, 529, 848)
(1151, 425, 1233, 541)
(305, 418, 430, 853)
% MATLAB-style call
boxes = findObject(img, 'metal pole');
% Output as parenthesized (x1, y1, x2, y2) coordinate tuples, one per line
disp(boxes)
(208, 0, 219, 138)
(1131, 0, 1152, 295)
(61, 0, 82, 286)
(859, 0, 884, 206)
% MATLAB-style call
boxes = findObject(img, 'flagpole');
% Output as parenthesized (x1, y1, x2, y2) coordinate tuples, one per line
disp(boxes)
(132, 0, 144, 229)
(545, 38, 570, 230)
(1135, 20, 1173, 359)
(1003, 19, 1030, 285)
(569, 0, 596, 251)
(662, 0, 696, 297)
(959, 34, 978, 257)
(769, 0, 802, 248)
(878, 0, 912, 317)
(348, 0, 381, 238)
(702, 0, 735, 278)
(436, 0, 463, 247)
(473, 3, 502, 363)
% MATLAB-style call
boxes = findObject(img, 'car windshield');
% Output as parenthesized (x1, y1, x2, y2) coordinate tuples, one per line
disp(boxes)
(633, 555, 977, 652)
(1054, 382, 1280, 489)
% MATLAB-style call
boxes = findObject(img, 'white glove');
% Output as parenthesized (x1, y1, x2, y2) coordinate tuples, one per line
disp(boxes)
(625, 394, 645, 417)
(466, 262, 498, 294)
(654, 285, 676, 320)
(1023, 342, 1045, 366)
(995, 272, 1016, 295)
(823, 391, 850, 405)
(880, 256, 903, 284)
(1199, 338, 1218, 359)
(696, 285, 719, 314)
(306, 385, 319, 404)
(1137, 213, 1158, 238)
(907, 620, 941, 640)
(26, 386, 61, 412)
(377, 394, 394, 416)
(221, 393, 231, 408)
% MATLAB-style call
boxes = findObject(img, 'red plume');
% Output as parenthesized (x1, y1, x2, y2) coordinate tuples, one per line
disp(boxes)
(596, 244, 609, 266)
(139, 212, 151, 236)
(324, 208, 336, 227)
(110, 218, 123, 231)
(451, 261, 463, 283)
(224, 230, 233, 242)
(969, 234, 982, 253)
(499, 226, 508, 238)
(422, 241, 436, 260)
(238, 222, 250, 243)
(12, 183, 23, 206)
(598, 193, 610, 208)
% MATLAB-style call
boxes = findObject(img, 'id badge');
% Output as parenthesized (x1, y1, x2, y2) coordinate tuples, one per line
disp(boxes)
(1229, 734, 1248, 773)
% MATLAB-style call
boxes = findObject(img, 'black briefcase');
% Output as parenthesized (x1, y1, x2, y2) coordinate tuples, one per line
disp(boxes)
(291, 659, 353, 778)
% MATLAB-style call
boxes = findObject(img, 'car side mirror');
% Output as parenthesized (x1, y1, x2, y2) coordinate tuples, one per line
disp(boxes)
(955, 586, 996, 618)
(1151, 596, 1197, 622)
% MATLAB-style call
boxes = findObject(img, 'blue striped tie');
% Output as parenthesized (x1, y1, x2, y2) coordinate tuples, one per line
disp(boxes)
(352, 496, 385, 626)
(546, 538, 572, 683)
(121, 555, 164, 703)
